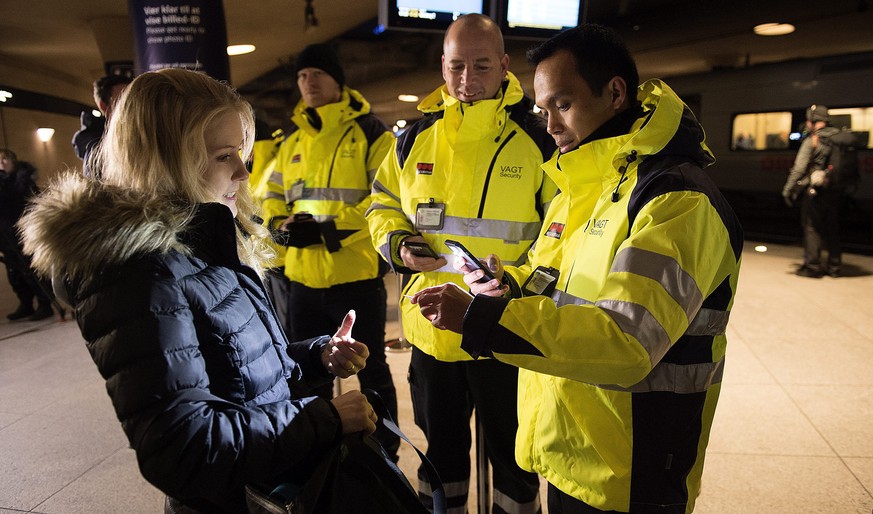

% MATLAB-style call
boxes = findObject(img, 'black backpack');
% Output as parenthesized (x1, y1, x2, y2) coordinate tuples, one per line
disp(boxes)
(817, 127, 862, 190)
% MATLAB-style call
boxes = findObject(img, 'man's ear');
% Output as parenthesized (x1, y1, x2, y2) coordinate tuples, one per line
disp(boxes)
(608, 76, 628, 110)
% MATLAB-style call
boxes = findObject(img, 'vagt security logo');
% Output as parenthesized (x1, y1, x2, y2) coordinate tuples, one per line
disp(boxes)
(499, 165, 523, 179)
(586, 218, 609, 237)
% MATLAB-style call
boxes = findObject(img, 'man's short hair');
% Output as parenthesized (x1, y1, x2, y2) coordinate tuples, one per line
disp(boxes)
(93, 74, 134, 106)
(527, 24, 639, 101)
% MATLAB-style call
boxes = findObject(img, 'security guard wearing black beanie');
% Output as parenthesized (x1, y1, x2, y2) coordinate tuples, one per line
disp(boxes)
(260, 42, 401, 461)
(295, 43, 345, 88)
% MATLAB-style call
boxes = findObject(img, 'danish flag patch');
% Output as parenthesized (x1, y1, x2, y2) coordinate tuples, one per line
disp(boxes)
(545, 222, 565, 239)
(291, 154, 301, 163)
(416, 162, 434, 175)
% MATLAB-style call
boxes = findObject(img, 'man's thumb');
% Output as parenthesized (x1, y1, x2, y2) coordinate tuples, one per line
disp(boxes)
(336, 309, 356, 338)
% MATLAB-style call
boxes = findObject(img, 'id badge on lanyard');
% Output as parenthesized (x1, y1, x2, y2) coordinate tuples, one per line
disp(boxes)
(415, 198, 446, 231)
(521, 266, 560, 297)
(288, 178, 306, 205)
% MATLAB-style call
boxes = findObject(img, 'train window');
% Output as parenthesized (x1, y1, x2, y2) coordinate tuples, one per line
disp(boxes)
(828, 107, 873, 148)
(732, 107, 873, 152)
(731, 112, 791, 151)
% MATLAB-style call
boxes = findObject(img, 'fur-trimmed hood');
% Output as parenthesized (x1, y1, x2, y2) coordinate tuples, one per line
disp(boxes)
(19, 172, 196, 281)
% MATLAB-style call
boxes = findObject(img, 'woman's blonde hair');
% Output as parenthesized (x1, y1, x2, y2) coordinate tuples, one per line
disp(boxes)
(94, 68, 273, 269)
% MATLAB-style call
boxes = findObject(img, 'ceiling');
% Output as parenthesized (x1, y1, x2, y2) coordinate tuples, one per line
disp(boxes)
(3, 0, 873, 132)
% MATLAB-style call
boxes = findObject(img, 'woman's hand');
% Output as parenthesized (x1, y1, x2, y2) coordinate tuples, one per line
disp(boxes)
(330, 390, 377, 435)
(321, 310, 369, 378)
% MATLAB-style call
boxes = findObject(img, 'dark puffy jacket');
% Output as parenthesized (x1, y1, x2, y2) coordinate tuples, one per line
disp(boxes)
(19, 174, 342, 512)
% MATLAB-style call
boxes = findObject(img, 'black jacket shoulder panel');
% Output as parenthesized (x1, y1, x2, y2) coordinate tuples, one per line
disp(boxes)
(629, 155, 744, 260)
(395, 112, 443, 170)
(508, 97, 556, 162)
(353, 113, 391, 149)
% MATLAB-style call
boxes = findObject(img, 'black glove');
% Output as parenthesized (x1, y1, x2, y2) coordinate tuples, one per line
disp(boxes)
(276, 221, 322, 248)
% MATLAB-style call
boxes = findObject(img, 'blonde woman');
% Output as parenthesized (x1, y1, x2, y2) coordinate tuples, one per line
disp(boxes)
(19, 68, 376, 513)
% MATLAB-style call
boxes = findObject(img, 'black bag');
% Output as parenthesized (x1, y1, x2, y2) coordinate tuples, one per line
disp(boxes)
(817, 127, 862, 190)
(245, 391, 446, 514)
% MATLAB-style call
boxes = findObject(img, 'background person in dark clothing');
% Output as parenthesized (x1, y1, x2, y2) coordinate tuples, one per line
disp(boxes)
(0, 148, 54, 321)
(71, 73, 133, 178)
(782, 105, 843, 278)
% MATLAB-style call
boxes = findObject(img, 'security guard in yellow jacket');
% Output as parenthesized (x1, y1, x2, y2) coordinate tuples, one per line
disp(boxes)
(261, 44, 399, 460)
(366, 15, 555, 514)
(412, 25, 743, 513)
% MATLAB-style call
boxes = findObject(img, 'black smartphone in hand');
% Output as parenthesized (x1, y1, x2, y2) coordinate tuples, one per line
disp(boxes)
(444, 239, 496, 283)
(401, 240, 440, 259)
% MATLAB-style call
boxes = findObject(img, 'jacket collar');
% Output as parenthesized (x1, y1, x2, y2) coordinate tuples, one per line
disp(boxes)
(177, 203, 242, 269)
(544, 79, 714, 193)
(291, 86, 371, 136)
(416, 71, 525, 143)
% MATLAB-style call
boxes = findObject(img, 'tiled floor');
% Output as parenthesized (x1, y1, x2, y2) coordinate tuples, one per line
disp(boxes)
(1, 241, 872, 513)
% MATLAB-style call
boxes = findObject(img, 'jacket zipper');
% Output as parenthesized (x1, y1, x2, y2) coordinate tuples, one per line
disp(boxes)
(326, 126, 354, 188)
(477, 129, 517, 218)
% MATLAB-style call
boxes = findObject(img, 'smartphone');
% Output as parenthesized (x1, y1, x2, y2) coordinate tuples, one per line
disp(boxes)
(401, 239, 440, 259)
(444, 239, 496, 283)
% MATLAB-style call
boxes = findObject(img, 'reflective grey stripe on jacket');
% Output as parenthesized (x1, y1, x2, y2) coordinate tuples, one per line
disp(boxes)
(300, 187, 369, 204)
(596, 357, 725, 393)
(424, 215, 542, 244)
(611, 247, 703, 321)
(547, 287, 730, 393)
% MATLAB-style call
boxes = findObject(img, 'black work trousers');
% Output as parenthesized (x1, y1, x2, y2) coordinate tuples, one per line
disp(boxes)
(0, 228, 51, 308)
(800, 188, 842, 273)
(278, 276, 399, 460)
(410, 347, 541, 514)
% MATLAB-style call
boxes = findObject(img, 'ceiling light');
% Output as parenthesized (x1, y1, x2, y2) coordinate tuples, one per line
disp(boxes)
(398, 94, 419, 103)
(92, 109, 102, 118)
(0, 90, 12, 102)
(753, 23, 795, 36)
(36, 128, 55, 142)
(227, 44, 256, 56)
(754, 245, 768, 253)
(396, 119, 407, 128)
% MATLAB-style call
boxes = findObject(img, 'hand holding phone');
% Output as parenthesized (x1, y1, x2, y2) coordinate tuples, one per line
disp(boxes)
(401, 239, 439, 259)
(444, 239, 496, 284)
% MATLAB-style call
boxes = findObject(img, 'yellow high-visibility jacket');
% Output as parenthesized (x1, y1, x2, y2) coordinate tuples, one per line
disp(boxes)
(250, 130, 284, 205)
(461, 80, 744, 512)
(263, 87, 393, 288)
(366, 72, 556, 361)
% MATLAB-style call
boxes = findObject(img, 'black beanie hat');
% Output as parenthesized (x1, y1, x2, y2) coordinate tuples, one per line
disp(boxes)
(295, 44, 345, 86)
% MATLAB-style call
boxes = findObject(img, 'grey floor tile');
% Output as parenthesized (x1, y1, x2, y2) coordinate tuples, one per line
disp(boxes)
(0, 413, 129, 511)
(709, 384, 833, 456)
(695, 453, 873, 514)
(844, 457, 873, 499)
(747, 336, 873, 385)
(789, 385, 873, 457)
(33, 448, 164, 514)
(0, 411, 25, 431)
(721, 331, 776, 385)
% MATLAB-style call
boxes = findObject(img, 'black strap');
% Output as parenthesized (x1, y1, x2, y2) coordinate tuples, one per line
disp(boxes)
(364, 389, 447, 514)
